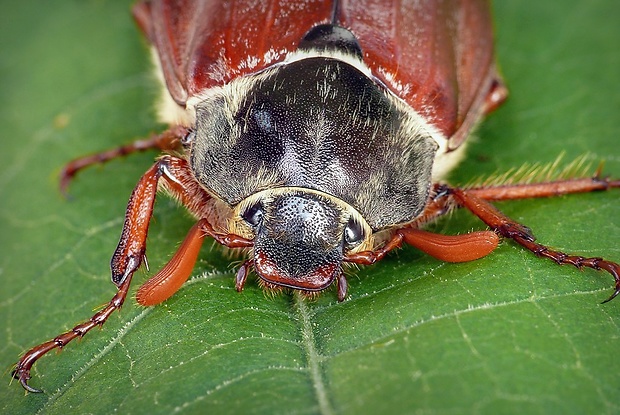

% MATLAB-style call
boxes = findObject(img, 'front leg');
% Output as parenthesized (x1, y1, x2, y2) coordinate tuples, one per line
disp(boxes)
(110, 160, 165, 286)
(346, 228, 499, 265)
(12, 155, 183, 393)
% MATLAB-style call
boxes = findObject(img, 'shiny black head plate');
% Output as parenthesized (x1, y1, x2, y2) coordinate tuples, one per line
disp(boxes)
(240, 189, 366, 291)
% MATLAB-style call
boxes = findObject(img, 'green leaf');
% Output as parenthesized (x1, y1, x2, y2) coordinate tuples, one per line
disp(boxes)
(1, 1, 618, 414)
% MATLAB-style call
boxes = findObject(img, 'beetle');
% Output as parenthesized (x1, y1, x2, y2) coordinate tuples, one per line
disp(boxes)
(12, 0, 620, 393)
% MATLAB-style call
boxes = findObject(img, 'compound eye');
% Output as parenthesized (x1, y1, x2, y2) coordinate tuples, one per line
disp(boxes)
(242, 202, 264, 227)
(181, 128, 195, 146)
(344, 217, 365, 247)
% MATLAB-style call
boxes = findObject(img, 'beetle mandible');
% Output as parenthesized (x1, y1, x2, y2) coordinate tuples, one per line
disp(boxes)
(12, 0, 620, 393)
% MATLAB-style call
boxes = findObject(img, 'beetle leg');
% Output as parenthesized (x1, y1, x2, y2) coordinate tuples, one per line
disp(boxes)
(11, 273, 133, 393)
(345, 233, 405, 265)
(124, 155, 253, 304)
(399, 228, 499, 262)
(448, 183, 620, 302)
(412, 173, 620, 228)
(133, 221, 253, 306)
(115, 154, 254, 301)
(110, 160, 165, 286)
(12, 155, 191, 392)
(465, 173, 620, 201)
(59, 125, 189, 195)
(346, 228, 498, 266)
(348, 174, 619, 301)
(136, 219, 208, 306)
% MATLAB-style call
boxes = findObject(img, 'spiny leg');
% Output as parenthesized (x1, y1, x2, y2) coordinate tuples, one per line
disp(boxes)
(59, 126, 189, 195)
(411, 173, 620, 229)
(451, 186, 620, 302)
(465, 174, 620, 201)
(105, 153, 256, 305)
(130, 155, 254, 305)
(13, 155, 187, 392)
(346, 173, 619, 301)
(418, 174, 619, 301)
(11, 275, 133, 393)
(14, 153, 255, 390)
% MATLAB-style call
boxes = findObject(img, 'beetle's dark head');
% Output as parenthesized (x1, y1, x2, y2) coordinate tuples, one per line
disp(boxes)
(234, 188, 371, 296)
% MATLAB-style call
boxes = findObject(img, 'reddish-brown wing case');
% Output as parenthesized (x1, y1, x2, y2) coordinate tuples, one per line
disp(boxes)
(133, 0, 498, 149)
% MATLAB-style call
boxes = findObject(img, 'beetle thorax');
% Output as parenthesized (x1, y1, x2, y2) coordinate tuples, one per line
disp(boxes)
(189, 56, 439, 232)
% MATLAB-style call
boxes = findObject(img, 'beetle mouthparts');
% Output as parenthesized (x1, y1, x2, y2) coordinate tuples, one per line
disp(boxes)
(249, 191, 347, 292)
(254, 250, 340, 291)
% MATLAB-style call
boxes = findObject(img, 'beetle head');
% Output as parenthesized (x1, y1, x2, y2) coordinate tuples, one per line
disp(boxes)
(236, 189, 369, 293)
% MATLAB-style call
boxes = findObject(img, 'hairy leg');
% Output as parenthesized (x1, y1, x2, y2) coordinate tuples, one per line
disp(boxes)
(59, 126, 189, 195)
